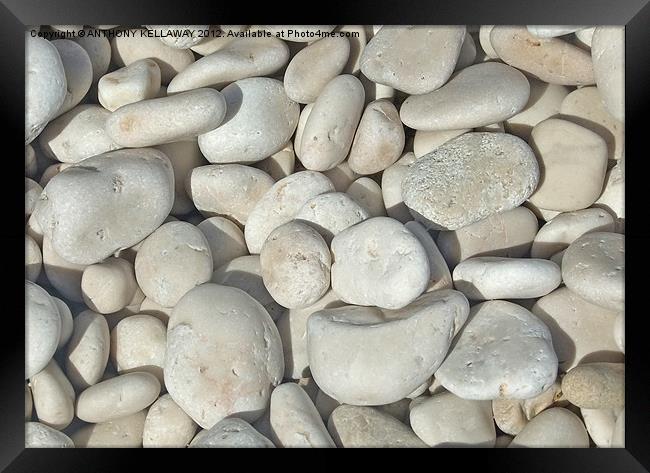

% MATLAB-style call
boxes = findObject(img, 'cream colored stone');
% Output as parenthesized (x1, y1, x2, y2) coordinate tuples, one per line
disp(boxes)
(562, 363, 624, 409)
(581, 408, 618, 447)
(509, 407, 589, 447)
(321, 161, 359, 193)
(575, 27, 596, 47)
(591, 27, 624, 122)
(25, 281, 61, 379)
(98, 59, 161, 111)
(30, 359, 75, 430)
(188, 164, 274, 225)
(143, 393, 197, 448)
(527, 26, 584, 38)
(65, 309, 110, 390)
(52, 40, 92, 116)
(110, 314, 166, 383)
(72, 410, 146, 447)
(347, 177, 386, 217)
(413, 129, 469, 158)
(490, 26, 595, 85)
(410, 392, 495, 447)
(492, 398, 528, 435)
(532, 287, 624, 371)
(81, 257, 140, 314)
(294, 103, 313, 159)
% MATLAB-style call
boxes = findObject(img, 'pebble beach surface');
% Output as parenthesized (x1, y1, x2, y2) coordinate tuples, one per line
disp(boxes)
(25, 24, 624, 448)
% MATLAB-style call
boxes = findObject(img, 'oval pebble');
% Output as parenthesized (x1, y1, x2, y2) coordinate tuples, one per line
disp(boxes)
(329, 405, 427, 448)
(244, 171, 335, 254)
(198, 78, 299, 164)
(71, 410, 146, 448)
(453, 257, 562, 300)
(260, 221, 331, 309)
(402, 132, 539, 230)
(561, 362, 624, 409)
(25, 422, 74, 448)
(106, 88, 226, 148)
(307, 289, 470, 405)
(562, 232, 624, 311)
(25, 281, 61, 379)
(189, 418, 275, 448)
(360, 25, 466, 95)
(65, 310, 110, 390)
(51, 39, 93, 116)
(591, 27, 624, 122)
(490, 26, 595, 85)
(168, 37, 290, 93)
(143, 393, 198, 448)
(188, 164, 275, 226)
(30, 359, 75, 430)
(35, 148, 174, 265)
(400, 62, 530, 131)
(330, 217, 430, 309)
(135, 221, 213, 307)
(81, 257, 140, 314)
(98, 59, 161, 111)
(581, 408, 619, 447)
(164, 284, 284, 428)
(509, 407, 589, 448)
(436, 300, 558, 400)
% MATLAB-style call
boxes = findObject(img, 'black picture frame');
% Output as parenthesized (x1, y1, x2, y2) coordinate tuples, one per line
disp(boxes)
(3, 1, 648, 471)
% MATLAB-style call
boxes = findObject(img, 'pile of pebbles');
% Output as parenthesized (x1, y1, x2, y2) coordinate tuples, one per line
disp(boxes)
(25, 24, 624, 448)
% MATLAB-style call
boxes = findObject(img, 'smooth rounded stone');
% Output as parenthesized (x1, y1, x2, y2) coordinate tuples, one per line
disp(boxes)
(190, 418, 275, 448)
(437, 206, 538, 269)
(143, 394, 197, 448)
(110, 314, 166, 383)
(255, 25, 336, 42)
(76, 372, 160, 423)
(527, 118, 608, 211)
(299, 75, 365, 171)
(560, 87, 624, 161)
(322, 161, 359, 193)
(614, 314, 625, 353)
(260, 221, 331, 309)
(348, 99, 404, 175)
(254, 141, 295, 181)
(307, 289, 470, 405)
(143, 25, 208, 49)
(405, 221, 453, 292)
(71, 410, 147, 448)
(51, 40, 92, 116)
(413, 129, 469, 158)
(381, 153, 416, 223)
(81, 257, 139, 314)
(278, 290, 344, 379)
(189, 26, 249, 55)
(531, 209, 615, 259)
(25, 234, 42, 282)
(436, 300, 558, 400)
(504, 78, 569, 140)
(575, 27, 596, 47)
(453, 257, 561, 300)
(360, 26, 465, 95)
(403, 132, 539, 231)
(25, 422, 74, 448)
(25, 281, 61, 379)
(410, 392, 495, 447)
(25, 384, 33, 421)
(532, 287, 623, 371)
(527, 26, 584, 38)
(295, 192, 370, 244)
(198, 78, 299, 164)
(98, 59, 161, 111)
(30, 359, 75, 430)
(400, 63, 530, 131)
(334, 25, 366, 74)
(168, 37, 289, 93)
(25, 178, 42, 221)
(581, 408, 618, 447)
(562, 232, 624, 311)
(111, 30, 195, 84)
(165, 284, 284, 428)
(212, 255, 283, 321)
(244, 171, 335, 254)
(284, 37, 350, 104)
(74, 31, 111, 82)
(509, 407, 589, 447)
(330, 217, 430, 309)
(455, 32, 477, 70)
(611, 409, 624, 447)
(197, 217, 248, 269)
(347, 177, 387, 218)
(38, 105, 121, 163)
(490, 26, 595, 85)
(562, 363, 624, 409)
(106, 88, 226, 148)
(478, 25, 499, 59)
(269, 383, 335, 447)
(35, 148, 174, 265)
(25, 35, 67, 144)
(591, 27, 624, 122)
(294, 103, 314, 159)
(135, 221, 213, 307)
(53, 297, 74, 349)
(41, 236, 85, 302)
(329, 405, 426, 448)
(188, 164, 274, 225)
(65, 310, 110, 390)
(492, 398, 528, 435)
(594, 160, 624, 233)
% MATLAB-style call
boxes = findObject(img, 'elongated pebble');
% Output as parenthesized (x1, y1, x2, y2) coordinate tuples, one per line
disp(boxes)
(65, 310, 110, 390)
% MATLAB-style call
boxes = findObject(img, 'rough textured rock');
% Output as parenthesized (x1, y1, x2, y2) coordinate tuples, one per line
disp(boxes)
(562, 363, 624, 409)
